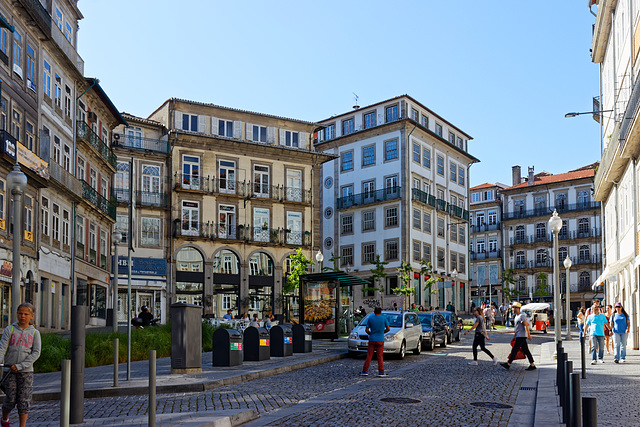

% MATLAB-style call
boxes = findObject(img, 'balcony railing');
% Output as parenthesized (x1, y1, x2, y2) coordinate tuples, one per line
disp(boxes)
(113, 134, 170, 153)
(82, 180, 116, 220)
(510, 259, 554, 269)
(49, 162, 82, 195)
(114, 188, 130, 203)
(76, 121, 117, 169)
(411, 188, 436, 207)
(471, 222, 500, 233)
(136, 191, 169, 207)
(337, 187, 401, 210)
(174, 222, 311, 246)
(509, 228, 602, 246)
(503, 201, 601, 221)
(411, 188, 469, 220)
(174, 173, 214, 192)
(470, 249, 501, 261)
(89, 249, 97, 265)
(570, 254, 602, 266)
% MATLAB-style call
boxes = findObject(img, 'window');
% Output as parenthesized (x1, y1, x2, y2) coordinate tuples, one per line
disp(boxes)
(559, 247, 568, 261)
(23, 195, 32, 240)
(181, 113, 199, 132)
(457, 137, 463, 149)
(555, 193, 567, 210)
(476, 238, 485, 253)
(386, 276, 398, 295)
(413, 178, 420, 190)
(385, 206, 398, 227)
(216, 119, 233, 137)
(384, 139, 398, 161)
(64, 86, 72, 118)
(458, 254, 466, 273)
(362, 210, 375, 231)
(435, 123, 442, 136)
(413, 241, 421, 261)
(52, 204, 60, 242)
(411, 108, 419, 121)
(341, 246, 354, 266)
(90, 168, 97, 189)
(413, 209, 421, 229)
(423, 212, 431, 233)
(25, 120, 34, 151)
(362, 243, 375, 264)
(385, 175, 398, 193)
(89, 223, 96, 252)
(41, 197, 49, 236)
(458, 225, 465, 244)
(142, 164, 161, 197)
(341, 151, 353, 171)
(437, 247, 445, 269)
(13, 30, 22, 76)
(578, 190, 590, 207)
(63, 143, 71, 172)
(536, 249, 547, 266)
(362, 180, 375, 198)
(65, 21, 73, 43)
(26, 45, 35, 91)
(362, 145, 375, 166)
(578, 218, 589, 236)
(342, 118, 354, 135)
(579, 245, 590, 262)
(341, 214, 353, 235)
(11, 109, 21, 140)
(450, 223, 457, 242)
(515, 225, 525, 242)
(115, 215, 128, 243)
(252, 125, 267, 143)
(436, 155, 444, 176)
(285, 131, 299, 147)
(450, 252, 457, 271)
(472, 192, 479, 203)
(412, 142, 420, 163)
(364, 111, 375, 129)
(77, 157, 85, 181)
(423, 243, 431, 263)
(325, 124, 335, 140)
(422, 147, 431, 168)
(516, 251, 526, 267)
(449, 132, 456, 145)
(579, 272, 591, 289)
(437, 189, 444, 200)
(488, 210, 497, 225)
(423, 181, 430, 195)
(385, 240, 399, 261)
(0, 13, 8, 60)
(437, 217, 444, 237)
(54, 74, 62, 108)
(489, 238, 497, 252)
(421, 115, 429, 128)
(535, 222, 546, 241)
(385, 105, 398, 123)
(141, 217, 161, 246)
(253, 164, 270, 197)
(341, 185, 353, 198)
(62, 209, 69, 246)
(458, 167, 465, 185)
(102, 179, 110, 201)
(218, 160, 236, 194)
(55, 8, 63, 31)
(450, 162, 457, 182)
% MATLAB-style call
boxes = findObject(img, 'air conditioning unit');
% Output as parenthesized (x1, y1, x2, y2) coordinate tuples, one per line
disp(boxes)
(88, 111, 97, 121)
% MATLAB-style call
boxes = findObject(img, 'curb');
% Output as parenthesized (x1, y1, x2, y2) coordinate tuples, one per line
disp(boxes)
(32, 352, 349, 402)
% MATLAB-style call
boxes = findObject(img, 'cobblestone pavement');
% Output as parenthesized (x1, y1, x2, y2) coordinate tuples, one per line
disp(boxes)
(24, 331, 552, 426)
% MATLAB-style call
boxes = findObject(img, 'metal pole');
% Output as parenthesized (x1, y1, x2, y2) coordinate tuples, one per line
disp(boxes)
(563, 360, 573, 425)
(582, 397, 597, 427)
(112, 241, 119, 333)
(558, 352, 566, 401)
(570, 372, 581, 427)
(70, 306, 85, 424)
(113, 338, 119, 388)
(149, 350, 156, 427)
(565, 265, 571, 340)
(60, 359, 70, 427)
(10, 186, 23, 324)
(580, 335, 586, 379)
(556, 342, 564, 392)
(553, 230, 561, 347)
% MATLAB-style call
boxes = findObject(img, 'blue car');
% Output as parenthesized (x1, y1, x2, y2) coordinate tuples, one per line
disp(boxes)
(417, 311, 447, 351)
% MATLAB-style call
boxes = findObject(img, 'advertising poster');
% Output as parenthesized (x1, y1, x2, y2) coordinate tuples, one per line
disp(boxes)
(304, 281, 336, 334)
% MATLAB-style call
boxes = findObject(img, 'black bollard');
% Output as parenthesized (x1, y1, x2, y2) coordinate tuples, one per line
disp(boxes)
(570, 372, 581, 427)
(582, 397, 597, 427)
(580, 335, 586, 379)
(556, 346, 564, 392)
(70, 306, 86, 425)
(563, 360, 572, 425)
(558, 352, 566, 400)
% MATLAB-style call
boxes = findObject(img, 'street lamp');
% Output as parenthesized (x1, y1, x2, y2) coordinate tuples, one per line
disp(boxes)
(563, 255, 572, 341)
(564, 110, 612, 118)
(315, 249, 323, 272)
(451, 269, 458, 312)
(7, 163, 27, 324)
(548, 209, 563, 354)
(112, 232, 123, 333)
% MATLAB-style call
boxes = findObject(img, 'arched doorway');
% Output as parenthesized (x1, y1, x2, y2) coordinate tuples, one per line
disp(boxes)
(175, 247, 204, 306)
(212, 249, 240, 318)
(248, 252, 274, 318)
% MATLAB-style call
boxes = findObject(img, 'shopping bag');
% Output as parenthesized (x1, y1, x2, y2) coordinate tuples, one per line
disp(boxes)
(510, 339, 526, 360)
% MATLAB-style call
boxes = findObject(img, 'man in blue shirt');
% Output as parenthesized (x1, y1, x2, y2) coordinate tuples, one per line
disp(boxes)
(223, 310, 233, 321)
(585, 305, 608, 364)
(361, 307, 391, 377)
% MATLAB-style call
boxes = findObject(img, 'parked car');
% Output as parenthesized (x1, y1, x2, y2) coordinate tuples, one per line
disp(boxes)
(348, 311, 422, 359)
(437, 310, 463, 343)
(417, 311, 447, 351)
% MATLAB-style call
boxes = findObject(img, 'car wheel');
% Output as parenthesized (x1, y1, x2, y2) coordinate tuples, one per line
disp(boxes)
(426, 335, 434, 351)
(455, 331, 461, 342)
(413, 338, 421, 355)
(440, 335, 447, 348)
(447, 332, 452, 344)
(398, 341, 406, 359)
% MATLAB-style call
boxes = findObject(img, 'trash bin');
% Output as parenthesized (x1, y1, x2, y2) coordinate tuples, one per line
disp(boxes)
(171, 303, 202, 373)
(292, 324, 312, 353)
(213, 328, 244, 367)
(243, 326, 271, 361)
(270, 324, 293, 357)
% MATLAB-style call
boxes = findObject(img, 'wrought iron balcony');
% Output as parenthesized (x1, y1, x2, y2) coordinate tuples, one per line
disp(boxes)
(411, 188, 436, 207)
(503, 201, 601, 221)
(174, 222, 311, 247)
(470, 249, 501, 261)
(76, 121, 117, 169)
(113, 134, 169, 153)
(81, 180, 116, 220)
(337, 187, 401, 210)
(471, 222, 500, 233)
(174, 173, 213, 192)
(136, 191, 169, 207)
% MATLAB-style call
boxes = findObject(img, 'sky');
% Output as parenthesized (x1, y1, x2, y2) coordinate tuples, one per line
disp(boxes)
(77, 0, 601, 187)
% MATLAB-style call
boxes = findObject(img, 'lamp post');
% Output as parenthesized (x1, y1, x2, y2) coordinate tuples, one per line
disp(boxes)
(451, 269, 458, 312)
(564, 256, 572, 341)
(7, 163, 27, 323)
(315, 249, 323, 272)
(548, 209, 563, 353)
(112, 232, 122, 333)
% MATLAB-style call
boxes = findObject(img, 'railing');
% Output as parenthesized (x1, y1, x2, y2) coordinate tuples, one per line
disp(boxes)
(411, 188, 436, 207)
(503, 201, 601, 221)
(337, 187, 401, 210)
(559, 228, 602, 241)
(89, 249, 97, 265)
(509, 228, 602, 246)
(113, 134, 170, 153)
(113, 188, 130, 203)
(100, 254, 107, 270)
(76, 121, 117, 169)
(470, 250, 501, 261)
(49, 162, 82, 195)
(76, 242, 85, 258)
(510, 260, 554, 269)
(174, 173, 213, 192)
(471, 222, 500, 233)
(284, 187, 312, 204)
(174, 222, 311, 246)
(436, 198, 447, 211)
(570, 254, 602, 266)
(82, 180, 116, 220)
(136, 191, 169, 207)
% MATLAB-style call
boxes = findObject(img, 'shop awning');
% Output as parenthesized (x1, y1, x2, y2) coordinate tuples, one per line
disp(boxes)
(592, 254, 634, 290)
(300, 271, 370, 287)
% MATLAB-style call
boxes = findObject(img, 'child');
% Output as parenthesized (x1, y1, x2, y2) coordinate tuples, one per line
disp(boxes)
(0, 303, 41, 427)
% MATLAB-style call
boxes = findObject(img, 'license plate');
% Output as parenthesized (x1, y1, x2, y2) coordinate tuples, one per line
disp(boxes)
(360, 341, 367, 346)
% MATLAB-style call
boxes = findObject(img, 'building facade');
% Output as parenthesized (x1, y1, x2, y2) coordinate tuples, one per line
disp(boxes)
(500, 164, 601, 313)
(316, 95, 477, 315)
(469, 182, 507, 307)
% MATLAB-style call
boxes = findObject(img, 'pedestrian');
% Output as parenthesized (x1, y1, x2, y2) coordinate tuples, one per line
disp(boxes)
(360, 307, 391, 377)
(464, 307, 498, 366)
(0, 302, 41, 427)
(585, 298, 601, 317)
(446, 301, 455, 312)
(611, 302, 630, 363)
(483, 304, 494, 330)
(585, 305, 608, 364)
(501, 302, 536, 371)
(577, 307, 586, 338)
(410, 303, 418, 312)
(393, 302, 398, 311)
(223, 309, 233, 320)
(418, 305, 425, 312)
(604, 304, 613, 354)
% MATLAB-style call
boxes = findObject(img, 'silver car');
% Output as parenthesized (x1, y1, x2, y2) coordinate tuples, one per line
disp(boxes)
(348, 311, 422, 359)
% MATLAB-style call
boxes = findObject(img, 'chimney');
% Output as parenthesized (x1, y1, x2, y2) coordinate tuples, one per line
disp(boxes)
(528, 166, 535, 186)
(512, 166, 521, 186)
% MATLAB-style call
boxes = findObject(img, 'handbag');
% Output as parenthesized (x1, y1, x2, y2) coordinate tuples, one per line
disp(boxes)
(510, 339, 526, 360)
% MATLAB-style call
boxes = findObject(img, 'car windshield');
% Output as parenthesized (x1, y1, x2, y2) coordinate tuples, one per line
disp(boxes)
(417, 314, 432, 325)
(359, 313, 403, 328)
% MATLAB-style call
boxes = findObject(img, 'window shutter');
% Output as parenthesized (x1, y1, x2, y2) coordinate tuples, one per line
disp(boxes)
(233, 121, 241, 139)
(210, 117, 219, 135)
(279, 128, 286, 146)
(174, 111, 182, 130)
(267, 127, 275, 144)
(400, 100, 406, 118)
(299, 132, 308, 149)
(246, 123, 253, 141)
(198, 115, 206, 133)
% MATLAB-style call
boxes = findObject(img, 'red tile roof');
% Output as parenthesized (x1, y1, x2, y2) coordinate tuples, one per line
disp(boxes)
(506, 165, 597, 190)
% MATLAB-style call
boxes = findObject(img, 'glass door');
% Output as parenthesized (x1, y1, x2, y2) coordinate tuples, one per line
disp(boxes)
(181, 201, 200, 236)
(286, 211, 302, 245)
(142, 165, 161, 205)
(182, 155, 200, 190)
(285, 169, 302, 202)
(253, 165, 270, 198)
(218, 204, 236, 239)
(219, 160, 236, 194)
(253, 208, 270, 242)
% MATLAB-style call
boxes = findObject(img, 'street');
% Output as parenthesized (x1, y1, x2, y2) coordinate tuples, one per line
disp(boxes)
(26, 330, 553, 426)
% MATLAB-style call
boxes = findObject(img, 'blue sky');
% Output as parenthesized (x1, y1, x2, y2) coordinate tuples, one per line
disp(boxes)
(78, 1, 600, 186)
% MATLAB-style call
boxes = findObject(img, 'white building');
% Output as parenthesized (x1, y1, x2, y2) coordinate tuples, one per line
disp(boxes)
(316, 95, 478, 315)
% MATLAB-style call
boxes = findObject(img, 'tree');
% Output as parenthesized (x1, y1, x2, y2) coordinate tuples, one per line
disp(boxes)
(420, 260, 439, 302)
(364, 255, 387, 308)
(322, 252, 341, 272)
(500, 268, 520, 302)
(533, 272, 551, 297)
(283, 248, 314, 294)
(392, 261, 416, 310)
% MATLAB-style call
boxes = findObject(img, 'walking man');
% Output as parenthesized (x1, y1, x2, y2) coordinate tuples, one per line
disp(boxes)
(361, 307, 391, 377)
(464, 307, 499, 366)
(585, 305, 608, 364)
(501, 302, 536, 371)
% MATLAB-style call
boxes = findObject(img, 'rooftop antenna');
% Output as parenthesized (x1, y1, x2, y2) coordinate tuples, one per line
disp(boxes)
(353, 93, 360, 110)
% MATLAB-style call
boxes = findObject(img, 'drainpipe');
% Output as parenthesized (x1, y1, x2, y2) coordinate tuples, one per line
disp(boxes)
(632, 159, 638, 349)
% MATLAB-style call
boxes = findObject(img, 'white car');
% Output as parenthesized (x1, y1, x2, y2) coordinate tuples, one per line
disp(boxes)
(348, 311, 422, 359)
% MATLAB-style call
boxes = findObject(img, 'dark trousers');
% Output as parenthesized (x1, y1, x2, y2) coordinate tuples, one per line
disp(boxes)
(508, 337, 534, 364)
(472, 333, 494, 360)
(362, 341, 384, 373)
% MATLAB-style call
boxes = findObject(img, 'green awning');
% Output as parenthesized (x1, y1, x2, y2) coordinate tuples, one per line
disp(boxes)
(0, 15, 14, 33)
(300, 271, 370, 287)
